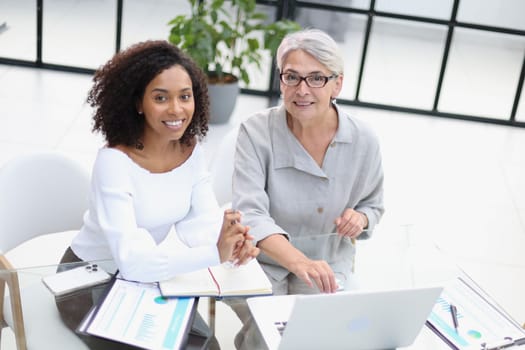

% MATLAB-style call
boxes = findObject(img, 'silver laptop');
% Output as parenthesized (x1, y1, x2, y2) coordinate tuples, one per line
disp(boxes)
(247, 286, 443, 350)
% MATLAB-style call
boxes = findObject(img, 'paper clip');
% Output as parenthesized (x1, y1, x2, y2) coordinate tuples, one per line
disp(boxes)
(481, 337, 515, 350)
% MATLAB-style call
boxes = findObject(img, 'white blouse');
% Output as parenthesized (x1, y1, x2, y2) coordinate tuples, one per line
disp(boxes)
(71, 144, 222, 282)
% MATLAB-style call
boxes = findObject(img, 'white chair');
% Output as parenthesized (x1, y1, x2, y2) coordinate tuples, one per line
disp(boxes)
(0, 152, 90, 350)
(207, 126, 240, 335)
(209, 126, 240, 207)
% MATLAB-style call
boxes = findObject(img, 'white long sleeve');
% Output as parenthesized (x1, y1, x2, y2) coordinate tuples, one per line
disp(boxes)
(71, 144, 222, 282)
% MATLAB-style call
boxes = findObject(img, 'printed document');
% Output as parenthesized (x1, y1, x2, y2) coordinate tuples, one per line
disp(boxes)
(426, 276, 525, 349)
(83, 278, 195, 349)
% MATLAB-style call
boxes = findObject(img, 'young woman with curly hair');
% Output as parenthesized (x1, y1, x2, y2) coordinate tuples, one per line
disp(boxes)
(56, 40, 258, 349)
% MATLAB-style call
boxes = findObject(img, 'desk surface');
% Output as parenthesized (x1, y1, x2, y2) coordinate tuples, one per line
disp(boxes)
(3, 233, 525, 349)
(245, 238, 525, 350)
(350, 238, 525, 350)
(1, 260, 213, 350)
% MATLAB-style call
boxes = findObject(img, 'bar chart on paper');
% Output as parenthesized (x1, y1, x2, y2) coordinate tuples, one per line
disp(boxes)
(427, 278, 525, 349)
(85, 279, 195, 349)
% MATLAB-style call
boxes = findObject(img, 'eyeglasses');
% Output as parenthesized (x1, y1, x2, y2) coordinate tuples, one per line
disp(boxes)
(279, 72, 338, 88)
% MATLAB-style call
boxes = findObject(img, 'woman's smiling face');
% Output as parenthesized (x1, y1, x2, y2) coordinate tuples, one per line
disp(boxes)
(280, 49, 342, 122)
(138, 64, 195, 143)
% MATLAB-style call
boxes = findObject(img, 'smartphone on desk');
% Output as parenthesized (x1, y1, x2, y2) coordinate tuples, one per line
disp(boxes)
(42, 264, 111, 296)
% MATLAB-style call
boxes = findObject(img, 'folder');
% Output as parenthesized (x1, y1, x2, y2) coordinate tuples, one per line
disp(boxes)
(159, 259, 273, 298)
(79, 277, 196, 350)
(426, 274, 525, 350)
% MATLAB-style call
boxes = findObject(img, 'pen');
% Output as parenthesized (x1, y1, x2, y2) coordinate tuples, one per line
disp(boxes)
(450, 304, 459, 332)
(225, 209, 242, 268)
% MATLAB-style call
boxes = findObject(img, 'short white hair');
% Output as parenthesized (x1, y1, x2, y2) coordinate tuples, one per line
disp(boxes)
(276, 28, 344, 75)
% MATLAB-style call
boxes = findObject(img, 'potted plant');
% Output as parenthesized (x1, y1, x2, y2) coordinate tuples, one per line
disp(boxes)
(168, 0, 300, 123)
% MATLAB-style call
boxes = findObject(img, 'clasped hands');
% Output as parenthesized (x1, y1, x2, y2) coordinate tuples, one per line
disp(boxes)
(216, 209, 259, 267)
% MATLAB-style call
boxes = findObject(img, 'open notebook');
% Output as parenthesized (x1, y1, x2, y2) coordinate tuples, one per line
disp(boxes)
(159, 258, 272, 298)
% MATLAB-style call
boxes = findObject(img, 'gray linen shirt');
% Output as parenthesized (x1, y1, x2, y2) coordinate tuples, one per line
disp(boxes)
(232, 104, 384, 282)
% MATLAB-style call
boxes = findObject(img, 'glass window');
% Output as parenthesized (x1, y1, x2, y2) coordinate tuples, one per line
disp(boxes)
(458, 0, 525, 31)
(295, 5, 360, 43)
(0, 0, 36, 61)
(239, 3, 276, 91)
(375, 0, 453, 20)
(292, 8, 367, 100)
(439, 28, 525, 119)
(42, 0, 116, 69)
(359, 17, 447, 109)
(121, 0, 189, 50)
(516, 83, 525, 123)
(337, 13, 367, 101)
(299, 0, 370, 10)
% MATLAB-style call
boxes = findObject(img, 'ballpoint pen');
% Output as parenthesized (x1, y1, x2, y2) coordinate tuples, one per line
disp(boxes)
(224, 209, 242, 268)
(450, 304, 459, 332)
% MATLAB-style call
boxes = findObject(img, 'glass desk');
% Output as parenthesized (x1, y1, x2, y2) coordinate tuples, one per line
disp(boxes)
(0, 260, 214, 350)
(353, 225, 525, 349)
(248, 227, 525, 350)
(2, 226, 524, 350)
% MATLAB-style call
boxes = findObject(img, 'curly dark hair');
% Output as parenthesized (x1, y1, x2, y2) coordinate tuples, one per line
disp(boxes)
(88, 40, 209, 147)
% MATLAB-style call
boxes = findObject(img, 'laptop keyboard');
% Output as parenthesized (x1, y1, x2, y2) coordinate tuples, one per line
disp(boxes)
(274, 321, 287, 336)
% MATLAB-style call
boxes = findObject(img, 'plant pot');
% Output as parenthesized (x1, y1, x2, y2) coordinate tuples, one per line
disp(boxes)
(207, 73, 239, 124)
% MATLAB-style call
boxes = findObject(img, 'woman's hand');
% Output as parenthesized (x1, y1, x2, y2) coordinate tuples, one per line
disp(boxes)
(257, 234, 337, 293)
(231, 235, 260, 266)
(216, 209, 250, 263)
(334, 208, 368, 239)
(289, 257, 338, 293)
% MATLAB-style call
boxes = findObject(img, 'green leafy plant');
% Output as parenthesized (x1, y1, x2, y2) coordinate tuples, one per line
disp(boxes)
(168, 0, 300, 85)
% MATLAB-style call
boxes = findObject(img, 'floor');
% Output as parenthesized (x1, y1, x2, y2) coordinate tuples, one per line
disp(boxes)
(1, 3, 525, 349)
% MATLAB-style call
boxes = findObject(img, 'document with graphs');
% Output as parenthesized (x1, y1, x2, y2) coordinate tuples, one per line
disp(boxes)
(426, 276, 525, 349)
(81, 278, 195, 349)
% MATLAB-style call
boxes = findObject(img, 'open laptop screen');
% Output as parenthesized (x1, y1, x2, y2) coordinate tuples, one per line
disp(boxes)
(248, 286, 443, 350)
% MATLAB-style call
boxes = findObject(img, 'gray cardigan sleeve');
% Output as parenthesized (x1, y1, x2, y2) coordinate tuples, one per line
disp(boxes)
(232, 109, 289, 244)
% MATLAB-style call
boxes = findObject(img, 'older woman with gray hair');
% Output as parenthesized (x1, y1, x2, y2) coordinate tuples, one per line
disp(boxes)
(225, 28, 385, 349)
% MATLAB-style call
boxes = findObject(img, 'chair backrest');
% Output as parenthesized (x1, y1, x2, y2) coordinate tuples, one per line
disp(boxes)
(0, 152, 90, 254)
(207, 127, 239, 335)
(209, 127, 239, 207)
